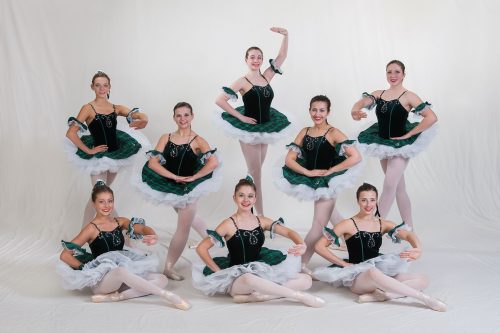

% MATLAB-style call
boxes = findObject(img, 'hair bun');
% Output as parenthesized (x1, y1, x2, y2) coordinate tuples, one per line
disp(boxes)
(94, 179, 106, 188)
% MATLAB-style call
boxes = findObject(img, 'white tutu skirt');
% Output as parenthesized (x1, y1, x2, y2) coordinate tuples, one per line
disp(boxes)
(212, 109, 296, 145)
(358, 122, 438, 159)
(191, 252, 301, 296)
(272, 153, 365, 201)
(56, 250, 158, 290)
(130, 151, 223, 208)
(63, 124, 151, 175)
(313, 253, 410, 287)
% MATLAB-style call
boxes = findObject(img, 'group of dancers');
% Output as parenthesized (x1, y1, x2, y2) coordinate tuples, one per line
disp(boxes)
(58, 27, 445, 312)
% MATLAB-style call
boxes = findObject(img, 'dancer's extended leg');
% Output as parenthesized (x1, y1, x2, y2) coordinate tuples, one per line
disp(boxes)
(351, 268, 445, 311)
(302, 199, 336, 265)
(230, 273, 324, 307)
(163, 203, 197, 280)
(92, 268, 190, 310)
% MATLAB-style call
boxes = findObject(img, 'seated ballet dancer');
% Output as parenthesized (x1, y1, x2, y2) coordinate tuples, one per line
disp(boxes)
(57, 180, 191, 310)
(313, 183, 446, 311)
(192, 178, 325, 307)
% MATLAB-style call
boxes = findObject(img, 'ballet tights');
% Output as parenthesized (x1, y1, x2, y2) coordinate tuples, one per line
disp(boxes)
(302, 198, 336, 264)
(230, 273, 324, 307)
(378, 157, 413, 228)
(164, 202, 207, 280)
(239, 141, 268, 215)
(351, 268, 446, 311)
(91, 268, 190, 310)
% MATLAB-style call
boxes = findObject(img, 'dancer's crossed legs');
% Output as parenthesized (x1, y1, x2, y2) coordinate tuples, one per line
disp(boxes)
(230, 273, 324, 307)
(351, 268, 445, 311)
(92, 267, 190, 310)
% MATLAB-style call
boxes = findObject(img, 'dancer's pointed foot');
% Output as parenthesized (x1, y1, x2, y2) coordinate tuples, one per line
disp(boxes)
(161, 290, 191, 311)
(91, 291, 122, 303)
(357, 289, 389, 303)
(420, 293, 447, 312)
(293, 291, 326, 308)
(233, 292, 282, 303)
(164, 265, 185, 281)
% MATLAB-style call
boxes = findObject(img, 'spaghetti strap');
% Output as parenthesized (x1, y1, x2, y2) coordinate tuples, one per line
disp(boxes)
(305, 127, 311, 135)
(324, 127, 334, 136)
(260, 74, 269, 84)
(255, 216, 262, 226)
(229, 217, 239, 231)
(379, 90, 386, 99)
(114, 218, 120, 228)
(397, 90, 408, 99)
(243, 77, 253, 85)
(378, 219, 382, 232)
(188, 135, 198, 144)
(88, 103, 98, 114)
(90, 222, 101, 232)
(350, 218, 360, 232)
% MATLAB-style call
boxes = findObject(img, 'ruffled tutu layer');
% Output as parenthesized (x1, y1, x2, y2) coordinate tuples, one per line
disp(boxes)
(56, 250, 158, 290)
(313, 253, 410, 287)
(131, 152, 223, 208)
(272, 150, 365, 201)
(358, 121, 438, 159)
(213, 107, 295, 144)
(192, 249, 301, 296)
(63, 124, 151, 175)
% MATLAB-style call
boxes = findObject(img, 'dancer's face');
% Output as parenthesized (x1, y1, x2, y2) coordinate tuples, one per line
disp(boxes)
(245, 49, 263, 71)
(386, 63, 405, 87)
(233, 185, 256, 211)
(309, 101, 330, 126)
(357, 190, 377, 215)
(91, 77, 110, 99)
(93, 192, 114, 216)
(173, 106, 193, 129)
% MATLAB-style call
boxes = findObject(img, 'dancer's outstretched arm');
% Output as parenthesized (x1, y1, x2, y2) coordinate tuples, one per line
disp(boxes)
(262, 27, 288, 81)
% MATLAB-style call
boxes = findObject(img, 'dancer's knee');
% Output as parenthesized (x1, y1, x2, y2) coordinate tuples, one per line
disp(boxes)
(153, 274, 169, 288)
(237, 273, 257, 285)
(297, 273, 313, 290)
(365, 267, 383, 279)
(111, 267, 130, 278)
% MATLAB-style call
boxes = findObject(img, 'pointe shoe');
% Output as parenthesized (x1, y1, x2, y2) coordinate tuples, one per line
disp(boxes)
(164, 267, 185, 281)
(161, 290, 192, 311)
(91, 291, 122, 303)
(293, 291, 326, 308)
(233, 292, 280, 303)
(357, 289, 389, 303)
(421, 293, 447, 312)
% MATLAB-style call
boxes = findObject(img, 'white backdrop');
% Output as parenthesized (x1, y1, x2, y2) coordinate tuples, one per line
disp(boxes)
(1, 0, 499, 332)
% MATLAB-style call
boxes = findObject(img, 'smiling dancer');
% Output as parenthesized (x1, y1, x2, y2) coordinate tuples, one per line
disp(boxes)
(351, 60, 437, 229)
